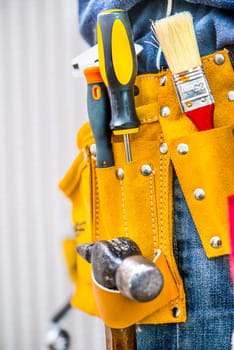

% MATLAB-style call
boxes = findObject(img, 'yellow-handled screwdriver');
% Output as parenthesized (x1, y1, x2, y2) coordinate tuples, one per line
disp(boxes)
(97, 9, 140, 162)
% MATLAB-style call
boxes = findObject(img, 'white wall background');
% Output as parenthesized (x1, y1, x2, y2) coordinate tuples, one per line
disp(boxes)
(0, 0, 105, 349)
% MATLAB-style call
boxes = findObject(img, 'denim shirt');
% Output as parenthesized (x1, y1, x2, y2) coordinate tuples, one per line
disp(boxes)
(78, 0, 234, 73)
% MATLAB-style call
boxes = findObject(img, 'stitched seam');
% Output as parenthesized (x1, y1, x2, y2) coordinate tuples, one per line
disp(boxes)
(159, 142, 164, 251)
(136, 74, 167, 83)
(120, 180, 128, 236)
(94, 170, 99, 241)
(176, 323, 180, 350)
(139, 115, 159, 123)
(149, 174, 157, 251)
(162, 151, 168, 257)
(159, 132, 168, 254)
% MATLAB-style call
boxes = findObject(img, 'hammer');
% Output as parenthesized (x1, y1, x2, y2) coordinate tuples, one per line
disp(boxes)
(77, 237, 164, 349)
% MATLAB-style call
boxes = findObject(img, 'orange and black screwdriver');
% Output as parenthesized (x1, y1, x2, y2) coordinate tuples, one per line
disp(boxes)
(83, 66, 114, 168)
(97, 9, 140, 162)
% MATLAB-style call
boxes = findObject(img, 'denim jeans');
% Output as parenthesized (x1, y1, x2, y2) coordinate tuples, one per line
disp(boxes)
(136, 175, 234, 350)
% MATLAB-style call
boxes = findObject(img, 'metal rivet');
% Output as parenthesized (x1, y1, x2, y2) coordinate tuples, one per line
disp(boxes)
(210, 236, 222, 249)
(116, 168, 124, 180)
(160, 142, 168, 154)
(160, 76, 167, 86)
(140, 164, 153, 176)
(172, 307, 181, 318)
(227, 90, 234, 101)
(194, 188, 205, 200)
(177, 143, 189, 155)
(160, 106, 170, 118)
(213, 53, 225, 65)
(154, 250, 160, 259)
(185, 101, 193, 108)
(90, 144, 96, 155)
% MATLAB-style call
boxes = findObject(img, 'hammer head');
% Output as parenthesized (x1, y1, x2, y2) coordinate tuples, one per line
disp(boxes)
(77, 237, 141, 290)
(116, 255, 164, 302)
(77, 237, 164, 302)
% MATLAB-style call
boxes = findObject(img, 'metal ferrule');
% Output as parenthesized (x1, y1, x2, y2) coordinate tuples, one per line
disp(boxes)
(173, 66, 214, 112)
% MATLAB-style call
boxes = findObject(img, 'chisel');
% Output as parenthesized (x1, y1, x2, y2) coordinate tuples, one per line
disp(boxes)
(97, 9, 140, 162)
(83, 66, 114, 167)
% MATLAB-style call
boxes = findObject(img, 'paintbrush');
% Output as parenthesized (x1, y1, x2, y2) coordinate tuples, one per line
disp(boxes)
(154, 12, 214, 131)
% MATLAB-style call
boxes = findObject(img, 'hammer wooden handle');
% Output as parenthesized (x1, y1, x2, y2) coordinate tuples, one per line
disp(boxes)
(105, 325, 137, 350)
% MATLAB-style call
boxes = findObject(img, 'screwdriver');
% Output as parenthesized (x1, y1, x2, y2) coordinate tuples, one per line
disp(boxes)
(83, 66, 114, 168)
(97, 9, 140, 162)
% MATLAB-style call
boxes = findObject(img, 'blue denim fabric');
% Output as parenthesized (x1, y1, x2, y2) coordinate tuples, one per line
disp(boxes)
(136, 175, 234, 350)
(78, 0, 234, 73)
(186, 0, 234, 10)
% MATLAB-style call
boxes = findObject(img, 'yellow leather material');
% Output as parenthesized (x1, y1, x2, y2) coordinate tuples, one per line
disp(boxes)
(62, 238, 77, 284)
(59, 49, 234, 325)
(59, 124, 99, 316)
(170, 126, 233, 258)
(92, 250, 179, 328)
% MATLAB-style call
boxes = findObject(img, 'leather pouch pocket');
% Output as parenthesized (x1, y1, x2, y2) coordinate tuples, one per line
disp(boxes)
(92, 250, 179, 328)
(95, 143, 159, 259)
(93, 135, 186, 324)
(59, 123, 186, 324)
(170, 125, 234, 258)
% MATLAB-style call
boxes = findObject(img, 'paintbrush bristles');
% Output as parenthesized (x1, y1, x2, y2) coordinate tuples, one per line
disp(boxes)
(154, 12, 201, 74)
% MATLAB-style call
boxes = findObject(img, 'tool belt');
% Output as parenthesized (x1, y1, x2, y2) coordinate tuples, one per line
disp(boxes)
(60, 49, 234, 327)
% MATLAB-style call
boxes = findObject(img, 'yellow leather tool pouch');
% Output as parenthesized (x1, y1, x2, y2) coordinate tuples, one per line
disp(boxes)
(92, 250, 179, 328)
(60, 50, 234, 326)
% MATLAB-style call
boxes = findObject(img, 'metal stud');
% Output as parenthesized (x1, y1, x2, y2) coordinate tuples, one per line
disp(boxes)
(210, 236, 222, 249)
(227, 90, 234, 102)
(154, 250, 160, 259)
(172, 307, 181, 318)
(160, 106, 170, 118)
(194, 188, 205, 200)
(140, 164, 153, 176)
(213, 53, 225, 65)
(160, 76, 167, 86)
(116, 168, 124, 180)
(160, 142, 168, 154)
(90, 144, 96, 155)
(177, 143, 189, 155)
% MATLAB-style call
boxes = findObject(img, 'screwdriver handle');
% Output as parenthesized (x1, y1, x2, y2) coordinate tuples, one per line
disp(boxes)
(97, 9, 140, 133)
(83, 66, 114, 167)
